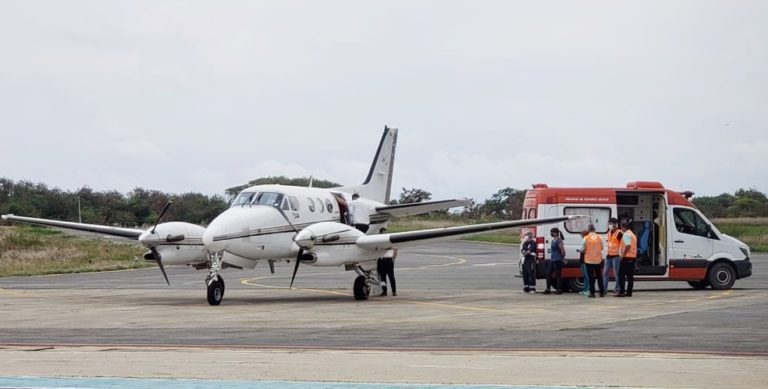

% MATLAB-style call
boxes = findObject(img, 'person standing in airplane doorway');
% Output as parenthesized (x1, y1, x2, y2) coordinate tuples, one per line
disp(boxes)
(349, 193, 370, 233)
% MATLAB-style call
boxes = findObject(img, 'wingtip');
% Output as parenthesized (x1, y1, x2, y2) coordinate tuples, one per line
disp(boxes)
(1, 214, 11, 220)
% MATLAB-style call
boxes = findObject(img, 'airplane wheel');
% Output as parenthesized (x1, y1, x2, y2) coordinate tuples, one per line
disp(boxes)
(207, 276, 225, 306)
(353, 275, 369, 301)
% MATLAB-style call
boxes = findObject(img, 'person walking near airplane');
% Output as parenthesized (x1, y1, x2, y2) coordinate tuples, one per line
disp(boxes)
(617, 221, 638, 297)
(348, 193, 371, 233)
(521, 232, 537, 294)
(543, 227, 565, 295)
(377, 248, 398, 296)
(604, 218, 623, 296)
(582, 224, 605, 298)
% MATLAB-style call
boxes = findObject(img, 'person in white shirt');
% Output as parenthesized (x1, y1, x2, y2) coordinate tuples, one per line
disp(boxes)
(348, 193, 371, 233)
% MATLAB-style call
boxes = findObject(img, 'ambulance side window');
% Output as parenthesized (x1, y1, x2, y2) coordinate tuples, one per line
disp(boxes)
(673, 208, 714, 238)
(564, 207, 610, 233)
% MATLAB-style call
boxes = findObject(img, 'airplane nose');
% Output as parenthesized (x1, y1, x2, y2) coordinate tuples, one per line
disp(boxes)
(202, 220, 225, 252)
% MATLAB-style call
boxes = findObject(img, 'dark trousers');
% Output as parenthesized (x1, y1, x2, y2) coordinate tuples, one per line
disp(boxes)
(354, 224, 369, 233)
(586, 263, 605, 296)
(377, 257, 396, 294)
(522, 256, 536, 291)
(546, 261, 563, 291)
(619, 259, 636, 295)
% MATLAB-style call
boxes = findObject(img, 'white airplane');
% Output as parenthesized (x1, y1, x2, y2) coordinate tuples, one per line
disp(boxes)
(2, 127, 578, 305)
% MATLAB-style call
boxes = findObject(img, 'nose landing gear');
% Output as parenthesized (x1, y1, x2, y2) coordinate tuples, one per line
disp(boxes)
(206, 251, 225, 306)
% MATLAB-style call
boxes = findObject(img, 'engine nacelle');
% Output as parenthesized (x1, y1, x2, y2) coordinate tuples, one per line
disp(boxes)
(140, 221, 208, 265)
(144, 246, 207, 265)
(295, 222, 389, 267)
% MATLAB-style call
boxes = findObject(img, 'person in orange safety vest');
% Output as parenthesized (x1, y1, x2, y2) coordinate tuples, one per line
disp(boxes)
(605, 217, 623, 296)
(581, 224, 605, 298)
(617, 221, 638, 297)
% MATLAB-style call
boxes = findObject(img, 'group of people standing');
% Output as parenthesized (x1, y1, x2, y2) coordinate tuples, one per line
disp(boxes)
(520, 217, 638, 298)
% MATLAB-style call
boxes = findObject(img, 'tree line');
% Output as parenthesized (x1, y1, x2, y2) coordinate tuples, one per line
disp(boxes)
(1, 176, 766, 227)
(0, 178, 228, 227)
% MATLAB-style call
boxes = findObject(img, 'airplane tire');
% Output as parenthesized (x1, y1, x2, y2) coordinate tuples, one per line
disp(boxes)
(707, 262, 736, 290)
(353, 275, 369, 301)
(687, 280, 710, 290)
(207, 277, 225, 306)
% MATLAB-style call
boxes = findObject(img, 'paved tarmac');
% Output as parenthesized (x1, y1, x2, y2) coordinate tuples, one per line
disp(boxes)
(1, 241, 766, 387)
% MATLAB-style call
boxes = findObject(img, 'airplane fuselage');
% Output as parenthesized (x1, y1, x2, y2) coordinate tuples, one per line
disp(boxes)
(201, 184, 389, 268)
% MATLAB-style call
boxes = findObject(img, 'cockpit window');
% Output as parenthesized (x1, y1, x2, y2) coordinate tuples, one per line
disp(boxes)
(231, 192, 256, 207)
(288, 196, 300, 211)
(252, 192, 284, 208)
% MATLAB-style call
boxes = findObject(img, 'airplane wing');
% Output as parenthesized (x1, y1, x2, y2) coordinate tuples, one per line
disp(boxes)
(356, 215, 577, 250)
(375, 199, 470, 217)
(1, 214, 145, 239)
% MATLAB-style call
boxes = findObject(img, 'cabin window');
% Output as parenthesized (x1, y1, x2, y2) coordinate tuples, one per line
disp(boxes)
(325, 198, 333, 213)
(231, 191, 255, 207)
(317, 197, 324, 213)
(288, 196, 300, 211)
(307, 198, 316, 212)
(564, 207, 610, 233)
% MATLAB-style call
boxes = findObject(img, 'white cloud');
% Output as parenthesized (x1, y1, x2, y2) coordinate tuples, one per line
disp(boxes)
(0, 1, 766, 201)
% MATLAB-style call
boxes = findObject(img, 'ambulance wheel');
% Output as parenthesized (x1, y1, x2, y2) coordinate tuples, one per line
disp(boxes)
(353, 275, 369, 301)
(707, 262, 735, 290)
(207, 277, 225, 306)
(687, 280, 710, 290)
(567, 277, 585, 293)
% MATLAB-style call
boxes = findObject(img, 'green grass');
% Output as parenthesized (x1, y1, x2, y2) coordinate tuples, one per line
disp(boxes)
(0, 225, 150, 277)
(713, 218, 768, 252)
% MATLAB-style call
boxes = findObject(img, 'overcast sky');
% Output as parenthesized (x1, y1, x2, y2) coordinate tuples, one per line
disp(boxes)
(1, 1, 766, 202)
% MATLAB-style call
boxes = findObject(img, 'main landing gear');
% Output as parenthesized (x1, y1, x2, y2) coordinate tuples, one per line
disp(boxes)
(352, 265, 380, 301)
(206, 251, 225, 306)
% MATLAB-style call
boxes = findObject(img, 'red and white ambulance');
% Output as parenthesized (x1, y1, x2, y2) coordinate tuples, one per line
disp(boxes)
(521, 181, 752, 291)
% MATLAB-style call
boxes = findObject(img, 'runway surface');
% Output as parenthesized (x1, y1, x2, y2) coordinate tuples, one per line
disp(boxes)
(1, 241, 767, 388)
(1, 241, 766, 354)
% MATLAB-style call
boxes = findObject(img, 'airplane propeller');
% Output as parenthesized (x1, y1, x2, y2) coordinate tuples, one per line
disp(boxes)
(276, 207, 304, 288)
(145, 198, 175, 285)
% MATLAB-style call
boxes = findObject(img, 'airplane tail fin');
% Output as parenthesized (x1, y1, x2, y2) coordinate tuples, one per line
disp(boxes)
(338, 126, 397, 204)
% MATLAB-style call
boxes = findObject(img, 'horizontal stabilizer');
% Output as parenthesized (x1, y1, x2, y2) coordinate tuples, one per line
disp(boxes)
(375, 198, 470, 217)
